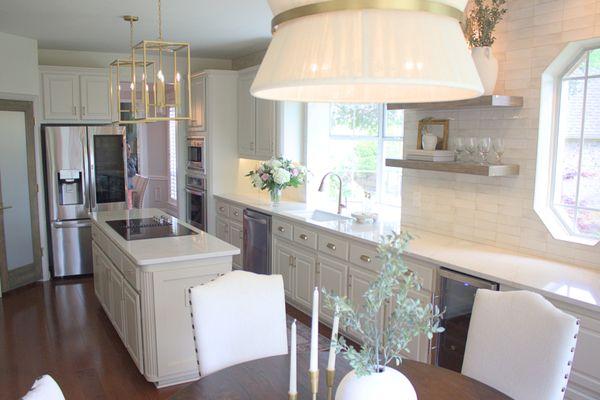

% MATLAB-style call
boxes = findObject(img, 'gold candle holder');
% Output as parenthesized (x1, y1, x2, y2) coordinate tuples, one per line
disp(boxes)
(326, 369, 335, 400)
(309, 370, 319, 400)
(326, 368, 335, 387)
(288, 393, 298, 400)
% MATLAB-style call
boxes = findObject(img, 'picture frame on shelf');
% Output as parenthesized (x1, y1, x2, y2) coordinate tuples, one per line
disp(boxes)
(417, 118, 449, 150)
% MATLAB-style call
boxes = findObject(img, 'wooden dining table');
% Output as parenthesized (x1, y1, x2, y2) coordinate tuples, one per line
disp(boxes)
(170, 351, 511, 399)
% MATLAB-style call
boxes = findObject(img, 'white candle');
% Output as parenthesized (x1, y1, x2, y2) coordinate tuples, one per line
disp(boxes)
(289, 319, 297, 394)
(327, 307, 340, 370)
(309, 287, 319, 371)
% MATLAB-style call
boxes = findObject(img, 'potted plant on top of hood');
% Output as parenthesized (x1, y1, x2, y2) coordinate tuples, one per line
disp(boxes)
(465, 0, 508, 95)
(323, 232, 445, 400)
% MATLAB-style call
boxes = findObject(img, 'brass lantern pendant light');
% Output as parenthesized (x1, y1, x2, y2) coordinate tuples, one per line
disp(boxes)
(109, 15, 148, 124)
(132, 0, 191, 122)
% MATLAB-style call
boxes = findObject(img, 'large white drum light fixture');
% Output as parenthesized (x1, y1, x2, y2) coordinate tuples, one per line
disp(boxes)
(251, 0, 484, 103)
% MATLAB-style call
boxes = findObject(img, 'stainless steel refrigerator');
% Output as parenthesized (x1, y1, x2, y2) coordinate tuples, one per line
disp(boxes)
(44, 125, 127, 277)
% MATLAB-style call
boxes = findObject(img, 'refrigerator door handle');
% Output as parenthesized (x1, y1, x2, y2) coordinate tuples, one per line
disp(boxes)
(81, 135, 92, 213)
(53, 220, 92, 229)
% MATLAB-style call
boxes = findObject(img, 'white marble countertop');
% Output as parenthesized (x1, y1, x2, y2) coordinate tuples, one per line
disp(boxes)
(90, 208, 239, 266)
(215, 193, 402, 245)
(215, 193, 600, 313)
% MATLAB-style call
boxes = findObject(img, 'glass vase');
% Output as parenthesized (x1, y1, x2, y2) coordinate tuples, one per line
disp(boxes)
(270, 188, 282, 205)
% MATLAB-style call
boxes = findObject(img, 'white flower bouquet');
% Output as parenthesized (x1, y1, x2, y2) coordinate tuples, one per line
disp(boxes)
(246, 157, 308, 203)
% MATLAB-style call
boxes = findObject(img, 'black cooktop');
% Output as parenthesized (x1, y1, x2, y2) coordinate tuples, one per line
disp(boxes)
(106, 216, 198, 241)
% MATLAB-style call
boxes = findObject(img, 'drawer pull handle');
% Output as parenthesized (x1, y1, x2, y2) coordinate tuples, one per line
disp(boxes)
(299, 234, 308, 241)
(326, 243, 336, 251)
(360, 255, 371, 263)
(219, 206, 225, 212)
(278, 226, 285, 233)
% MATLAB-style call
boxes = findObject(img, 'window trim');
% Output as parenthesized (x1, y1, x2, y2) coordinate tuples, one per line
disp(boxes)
(535, 38, 600, 245)
(168, 108, 178, 206)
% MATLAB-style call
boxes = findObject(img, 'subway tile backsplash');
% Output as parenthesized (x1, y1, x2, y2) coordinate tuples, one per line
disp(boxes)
(400, 0, 600, 270)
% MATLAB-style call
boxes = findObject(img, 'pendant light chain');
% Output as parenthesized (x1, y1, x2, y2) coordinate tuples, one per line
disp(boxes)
(129, 18, 134, 48)
(158, 0, 163, 41)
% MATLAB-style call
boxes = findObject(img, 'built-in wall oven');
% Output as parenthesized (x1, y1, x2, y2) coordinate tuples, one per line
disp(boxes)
(187, 137, 205, 172)
(431, 268, 499, 372)
(185, 171, 206, 231)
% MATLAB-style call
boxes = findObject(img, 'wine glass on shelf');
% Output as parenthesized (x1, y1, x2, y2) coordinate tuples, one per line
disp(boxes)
(478, 137, 492, 165)
(464, 137, 476, 163)
(454, 136, 465, 162)
(492, 137, 505, 164)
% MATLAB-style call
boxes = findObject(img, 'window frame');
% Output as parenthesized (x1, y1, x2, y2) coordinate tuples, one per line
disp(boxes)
(326, 104, 403, 206)
(168, 108, 178, 205)
(535, 37, 600, 246)
(549, 47, 600, 240)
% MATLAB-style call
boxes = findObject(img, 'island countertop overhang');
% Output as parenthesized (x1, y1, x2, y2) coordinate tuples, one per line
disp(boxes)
(90, 208, 240, 266)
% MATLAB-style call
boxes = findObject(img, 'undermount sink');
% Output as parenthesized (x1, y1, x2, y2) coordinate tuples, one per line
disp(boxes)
(289, 209, 353, 222)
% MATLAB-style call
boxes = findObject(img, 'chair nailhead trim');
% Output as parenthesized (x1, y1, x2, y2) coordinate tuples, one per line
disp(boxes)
(562, 387, 566, 392)
(568, 360, 572, 366)
(571, 347, 575, 353)
(564, 374, 569, 379)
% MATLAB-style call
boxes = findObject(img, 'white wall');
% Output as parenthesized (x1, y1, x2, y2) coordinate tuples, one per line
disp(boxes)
(401, 0, 600, 270)
(38, 49, 232, 72)
(0, 32, 39, 97)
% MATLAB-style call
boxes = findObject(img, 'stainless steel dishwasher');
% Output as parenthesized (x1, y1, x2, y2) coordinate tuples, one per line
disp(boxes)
(242, 209, 271, 275)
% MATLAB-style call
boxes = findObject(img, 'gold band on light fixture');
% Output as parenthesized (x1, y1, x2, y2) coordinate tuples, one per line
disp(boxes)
(272, 0, 465, 32)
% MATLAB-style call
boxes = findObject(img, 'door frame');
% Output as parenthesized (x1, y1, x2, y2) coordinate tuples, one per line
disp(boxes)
(0, 99, 42, 292)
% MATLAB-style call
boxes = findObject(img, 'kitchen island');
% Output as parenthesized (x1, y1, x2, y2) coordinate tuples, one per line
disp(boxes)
(90, 208, 239, 388)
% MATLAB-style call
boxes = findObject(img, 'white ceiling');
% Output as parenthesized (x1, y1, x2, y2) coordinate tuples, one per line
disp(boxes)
(0, 0, 273, 59)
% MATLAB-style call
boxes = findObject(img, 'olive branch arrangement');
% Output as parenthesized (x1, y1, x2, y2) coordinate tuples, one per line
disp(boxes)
(322, 232, 444, 377)
(465, 0, 508, 48)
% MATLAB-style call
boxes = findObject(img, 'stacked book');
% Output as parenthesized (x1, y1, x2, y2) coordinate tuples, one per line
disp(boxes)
(406, 150, 455, 162)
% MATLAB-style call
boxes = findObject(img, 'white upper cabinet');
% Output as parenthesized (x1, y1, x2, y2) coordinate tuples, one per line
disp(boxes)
(238, 72, 256, 157)
(190, 74, 207, 131)
(41, 67, 111, 122)
(80, 74, 110, 120)
(237, 67, 276, 159)
(255, 98, 276, 158)
(42, 73, 80, 120)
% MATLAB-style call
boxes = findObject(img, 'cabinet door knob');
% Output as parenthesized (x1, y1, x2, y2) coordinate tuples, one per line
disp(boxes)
(326, 243, 336, 251)
(278, 226, 285, 233)
(360, 255, 371, 263)
(233, 211, 239, 216)
(219, 206, 225, 212)
(299, 234, 308, 241)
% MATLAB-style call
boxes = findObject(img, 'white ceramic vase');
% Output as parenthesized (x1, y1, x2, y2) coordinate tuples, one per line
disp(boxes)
(335, 367, 417, 400)
(471, 46, 498, 95)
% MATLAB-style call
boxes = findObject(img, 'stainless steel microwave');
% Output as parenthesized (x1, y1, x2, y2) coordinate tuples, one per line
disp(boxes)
(187, 136, 205, 172)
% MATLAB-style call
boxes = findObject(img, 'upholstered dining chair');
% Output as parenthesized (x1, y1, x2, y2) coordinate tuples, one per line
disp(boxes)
(130, 174, 149, 209)
(22, 375, 65, 400)
(462, 289, 580, 400)
(189, 270, 288, 376)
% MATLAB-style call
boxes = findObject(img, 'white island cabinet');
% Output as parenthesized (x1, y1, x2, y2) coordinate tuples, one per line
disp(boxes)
(90, 208, 239, 388)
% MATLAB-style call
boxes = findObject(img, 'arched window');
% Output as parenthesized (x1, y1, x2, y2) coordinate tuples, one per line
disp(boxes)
(536, 40, 600, 245)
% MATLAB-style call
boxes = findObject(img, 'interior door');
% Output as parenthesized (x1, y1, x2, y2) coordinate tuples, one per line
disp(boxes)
(0, 101, 42, 292)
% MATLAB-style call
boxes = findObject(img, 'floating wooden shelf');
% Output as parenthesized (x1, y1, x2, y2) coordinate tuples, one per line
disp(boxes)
(385, 159, 520, 177)
(387, 95, 523, 111)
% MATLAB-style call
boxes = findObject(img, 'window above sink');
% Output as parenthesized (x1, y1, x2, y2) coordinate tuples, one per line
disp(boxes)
(306, 103, 403, 217)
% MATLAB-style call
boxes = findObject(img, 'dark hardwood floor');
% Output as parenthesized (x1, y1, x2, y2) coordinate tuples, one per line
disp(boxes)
(0, 277, 339, 399)
(0, 277, 184, 400)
